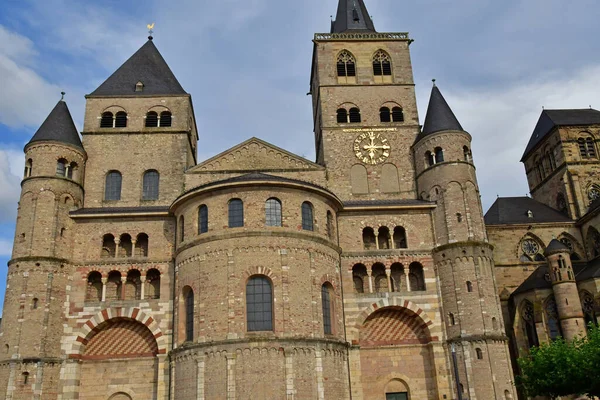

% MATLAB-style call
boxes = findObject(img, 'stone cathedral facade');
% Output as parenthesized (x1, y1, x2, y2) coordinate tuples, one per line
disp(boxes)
(1, 1, 599, 399)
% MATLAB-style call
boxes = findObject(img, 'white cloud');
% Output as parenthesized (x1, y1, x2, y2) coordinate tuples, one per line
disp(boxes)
(0, 240, 13, 257)
(0, 147, 23, 224)
(439, 64, 600, 211)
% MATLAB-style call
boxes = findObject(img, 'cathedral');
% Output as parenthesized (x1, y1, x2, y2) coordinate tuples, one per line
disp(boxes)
(0, 0, 598, 399)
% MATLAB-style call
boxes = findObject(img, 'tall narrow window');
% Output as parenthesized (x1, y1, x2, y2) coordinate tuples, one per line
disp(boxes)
(349, 108, 361, 123)
(104, 171, 122, 201)
(466, 281, 473, 292)
(578, 138, 587, 157)
(229, 199, 244, 228)
(522, 301, 538, 349)
(160, 111, 172, 127)
(265, 198, 282, 227)
(586, 137, 596, 157)
(114, 111, 127, 128)
(434, 147, 444, 163)
(545, 297, 562, 341)
(372, 50, 392, 76)
(246, 276, 273, 331)
(145, 111, 158, 127)
(362, 227, 376, 250)
(198, 205, 208, 234)
(86, 272, 103, 301)
(449, 313, 456, 325)
(184, 287, 194, 342)
(463, 146, 472, 162)
(391, 107, 404, 122)
(337, 108, 348, 123)
(380, 107, 391, 123)
(100, 112, 113, 128)
(56, 159, 67, 177)
(24, 159, 32, 178)
(476, 348, 483, 360)
(581, 292, 598, 330)
(101, 234, 116, 258)
(393, 227, 407, 249)
(142, 170, 159, 200)
(68, 162, 77, 180)
(322, 283, 333, 335)
(136, 233, 149, 257)
(425, 151, 434, 167)
(179, 216, 185, 243)
(301, 202, 314, 231)
(336, 50, 356, 77)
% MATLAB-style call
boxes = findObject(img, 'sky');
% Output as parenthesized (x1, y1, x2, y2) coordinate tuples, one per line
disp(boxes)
(0, 0, 599, 312)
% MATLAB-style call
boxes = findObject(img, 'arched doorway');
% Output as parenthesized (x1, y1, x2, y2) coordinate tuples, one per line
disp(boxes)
(79, 318, 159, 398)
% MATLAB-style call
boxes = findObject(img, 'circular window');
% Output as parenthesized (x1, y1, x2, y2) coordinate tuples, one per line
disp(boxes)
(521, 239, 540, 256)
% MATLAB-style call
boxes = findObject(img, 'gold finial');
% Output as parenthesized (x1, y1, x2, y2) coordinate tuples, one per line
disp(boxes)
(147, 22, 155, 40)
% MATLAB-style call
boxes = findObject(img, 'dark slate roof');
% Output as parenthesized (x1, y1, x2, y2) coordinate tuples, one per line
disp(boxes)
(344, 199, 435, 207)
(511, 266, 552, 297)
(331, 0, 376, 33)
(26, 100, 83, 150)
(575, 257, 600, 282)
(484, 197, 573, 225)
(544, 239, 570, 256)
(415, 85, 464, 143)
(89, 39, 186, 97)
(521, 109, 600, 161)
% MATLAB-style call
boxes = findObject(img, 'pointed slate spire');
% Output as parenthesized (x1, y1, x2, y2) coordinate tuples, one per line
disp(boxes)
(417, 82, 464, 142)
(89, 39, 186, 96)
(26, 99, 83, 150)
(331, 0, 376, 33)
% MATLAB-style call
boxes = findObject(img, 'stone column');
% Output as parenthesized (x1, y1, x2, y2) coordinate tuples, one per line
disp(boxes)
(374, 229, 380, 250)
(385, 267, 392, 292)
(101, 278, 107, 302)
(285, 351, 295, 399)
(120, 277, 127, 300)
(131, 239, 136, 257)
(315, 350, 325, 400)
(366, 269, 373, 293)
(226, 354, 236, 400)
(405, 269, 411, 292)
(196, 355, 205, 400)
(140, 276, 146, 300)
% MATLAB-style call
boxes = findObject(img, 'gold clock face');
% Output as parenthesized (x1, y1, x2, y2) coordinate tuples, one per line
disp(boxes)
(354, 131, 391, 165)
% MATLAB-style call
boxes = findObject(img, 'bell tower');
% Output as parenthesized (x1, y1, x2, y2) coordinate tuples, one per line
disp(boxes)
(310, 0, 420, 201)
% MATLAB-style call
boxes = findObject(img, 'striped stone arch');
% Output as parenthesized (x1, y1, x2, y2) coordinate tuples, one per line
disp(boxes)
(353, 298, 434, 331)
(244, 266, 275, 280)
(69, 307, 166, 358)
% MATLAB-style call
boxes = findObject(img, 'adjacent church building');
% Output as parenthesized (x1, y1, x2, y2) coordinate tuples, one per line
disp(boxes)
(0, 1, 598, 399)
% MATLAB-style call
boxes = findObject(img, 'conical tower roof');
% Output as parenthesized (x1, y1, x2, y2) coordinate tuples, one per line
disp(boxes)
(89, 39, 186, 97)
(544, 239, 570, 256)
(26, 100, 83, 150)
(331, 0, 376, 33)
(416, 84, 464, 143)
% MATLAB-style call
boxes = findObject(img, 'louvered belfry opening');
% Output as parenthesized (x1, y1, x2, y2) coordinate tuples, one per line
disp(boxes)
(160, 111, 172, 127)
(100, 112, 113, 128)
(337, 51, 356, 77)
(349, 108, 361, 123)
(115, 111, 127, 128)
(380, 107, 391, 122)
(373, 50, 392, 76)
(145, 112, 158, 127)
(392, 107, 404, 122)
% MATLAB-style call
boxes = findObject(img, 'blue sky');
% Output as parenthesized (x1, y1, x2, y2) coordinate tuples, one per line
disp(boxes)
(1, 0, 599, 312)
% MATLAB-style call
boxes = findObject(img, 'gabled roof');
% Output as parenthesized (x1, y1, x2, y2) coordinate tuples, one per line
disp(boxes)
(511, 266, 552, 297)
(26, 100, 83, 150)
(484, 197, 573, 225)
(415, 84, 464, 143)
(331, 0, 376, 33)
(521, 109, 600, 161)
(89, 39, 186, 97)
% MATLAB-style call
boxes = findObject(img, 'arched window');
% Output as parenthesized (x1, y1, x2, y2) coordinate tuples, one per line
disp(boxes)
(118, 234, 132, 257)
(125, 269, 141, 300)
(160, 111, 172, 127)
(146, 269, 161, 299)
(265, 198, 282, 227)
(391, 107, 404, 122)
(198, 205, 208, 234)
(229, 199, 244, 228)
(581, 291, 598, 330)
(301, 202, 314, 231)
(336, 50, 356, 77)
(475, 348, 483, 360)
(183, 287, 194, 342)
(393, 226, 407, 249)
(545, 297, 562, 341)
(349, 108, 361, 123)
(31, 298, 38, 310)
(114, 111, 127, 128)
(409, 262, 425, 291)
(466, 281, 473, 292)
(321, 283, 333, 335)
(463, 146, 472, 162)
(425, 151, 434, 167)
(145, 111, 158, 127)
(448, 313, 456, 326)
(24, 159, 32, 178)
(101, 234, 116, 258)
(434, 147, 444, 163)
(246, 276, 273, 332)
(492, 317, 498, 330)
(390, 263, 405, 292)
(326, 211, 335, 240)
(136, 233, 149, 257)
(373, 263, 387, 292)
(586, 137, 596, 157)
(106, 271, 122, 301)
(56, 158, 67, 177)
(100, 112, 114, 128)
(379, 107, 391, 123)
(372, 50, 392, 76)
(362, 227, 376, 250)
(142, 170, 159, 200)
(337, 108, 348, 123)
(377, 226, 391, 249)
(68, 162, 77, 180)
(352, 264, 368, 293)
(104, 171, 122, 201)
(522, 300, 538, 349)
(179, 216, 185, 243)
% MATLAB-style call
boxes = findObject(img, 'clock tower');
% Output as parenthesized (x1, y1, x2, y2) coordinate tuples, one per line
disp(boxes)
(310, 0, 420, 201)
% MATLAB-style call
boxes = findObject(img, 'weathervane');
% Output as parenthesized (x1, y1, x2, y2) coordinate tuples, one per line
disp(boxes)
(147, 22, 155, 40)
